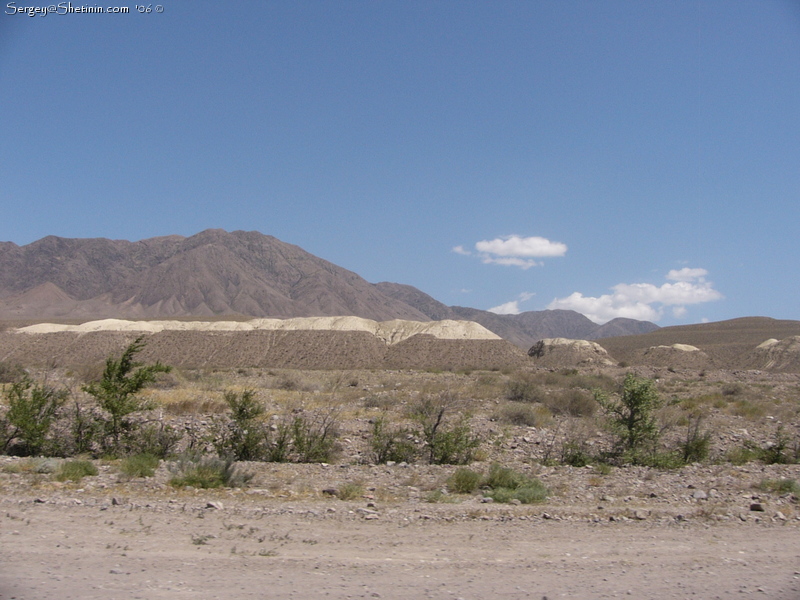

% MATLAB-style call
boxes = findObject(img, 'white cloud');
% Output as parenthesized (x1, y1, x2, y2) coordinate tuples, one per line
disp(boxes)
(481, 256, 540, 269)
(475, 235, 567, 258)
(457, 234, 567, 269)
(488, 291, 536, 315)
(666, 267, 708, 282)
(488, 300, 522, 315)
(547, 268, 723, 324)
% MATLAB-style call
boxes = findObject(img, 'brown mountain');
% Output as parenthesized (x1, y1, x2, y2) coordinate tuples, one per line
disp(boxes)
(0, 230, 428, 321)
(0, 230, 657, 345)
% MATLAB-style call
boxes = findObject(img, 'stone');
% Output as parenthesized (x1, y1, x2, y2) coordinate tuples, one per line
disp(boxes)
(750, 503, 765, 512)
(206, 501, 224, 510)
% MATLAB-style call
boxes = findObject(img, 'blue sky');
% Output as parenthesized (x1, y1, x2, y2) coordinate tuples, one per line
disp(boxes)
(1, 1, 798, 325)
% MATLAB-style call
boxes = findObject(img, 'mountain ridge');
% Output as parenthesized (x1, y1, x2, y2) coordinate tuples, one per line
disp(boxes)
(0, 229, 658, 346)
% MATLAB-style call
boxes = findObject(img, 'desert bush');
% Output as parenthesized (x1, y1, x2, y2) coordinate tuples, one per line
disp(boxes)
(55, 459, 98, 482)
(729, 399, 766, 420)
(726, 444, 760, 465)
(62, 400, 102, 457)
(0, 361, 26, 384)
(595, 373, 662, 463)
(82, 336, 171, 456)
(119, 453, 160, 478)
(362, 395, 398, 410)
(447, 468, 482, 494)
(1, 377, 68, 456)
(411, 392, 479, 465)
(290, 410, 340, 463)
(678, 415, 712, 464)
(544, 388, 597, 417)
(493, 403, 544, 427)
(213, 390, 271, 461)
(758, 478, 800, 495)
(336, 482, 364, 500)
(481, 463, 548, 504)
(126, 421, 182, 459)
(504, 378, 545, 403)
(169, 455, 252, 489)
(369, 416, 417, 464)
(560, 441, 592, 467)
(758, 427, 798, 465)
(721, 382, 743, 397)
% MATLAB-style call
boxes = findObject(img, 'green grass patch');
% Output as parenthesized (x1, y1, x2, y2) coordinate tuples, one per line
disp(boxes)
(55, 459, 98, 482)
(119, 453, 160, 478)
(447, 468, 482, 494)
(758, 478, 800, 494)
(481, 463, 548, 504)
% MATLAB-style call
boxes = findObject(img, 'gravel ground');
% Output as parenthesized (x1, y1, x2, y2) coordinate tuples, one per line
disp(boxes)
(2, 458, 799, 600)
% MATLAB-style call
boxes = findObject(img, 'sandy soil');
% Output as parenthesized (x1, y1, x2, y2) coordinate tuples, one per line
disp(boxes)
(2, 469, 799, 600)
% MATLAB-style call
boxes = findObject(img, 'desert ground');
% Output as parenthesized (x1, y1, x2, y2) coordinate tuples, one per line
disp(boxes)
(1, 358, 800, 599)
(2, 316, 800, 599)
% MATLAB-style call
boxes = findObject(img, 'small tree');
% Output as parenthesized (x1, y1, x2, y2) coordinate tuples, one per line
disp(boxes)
(1, 377, 67, 456)
(82, 336, 170, 455)
(595, 373, 661, 462)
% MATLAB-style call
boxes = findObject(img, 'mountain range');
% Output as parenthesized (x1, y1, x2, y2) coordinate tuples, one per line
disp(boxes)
(0, 229, 658, 347)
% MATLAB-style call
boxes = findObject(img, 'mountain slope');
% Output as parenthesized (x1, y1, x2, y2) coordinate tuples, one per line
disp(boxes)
(0, 230, 429, 321)
(0, 230, 658, 346)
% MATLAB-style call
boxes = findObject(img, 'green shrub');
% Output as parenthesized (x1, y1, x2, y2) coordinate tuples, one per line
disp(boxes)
(1, 377, 68, 456)
(545, 388, 597, 417)
(493, 403, 547, 427)
(595, 373, 662, 462)
(759, 478, 800, 494)
(213, 390, 270, 461)
(679, 416, 711, 464)
(369, 417, 417, 464)
(336, 482, 364, 500)
(55, 459, 98, 482)
(0, 361, 26, 384)
(504, 379, 544, 403)
(120, 453, 160, 478)
(169, 456, 252, 489)
(291, 410, 340, 463)
(126, 422, 181, 459)
(82, 336, 171, 456)
(447, 468, 482, 494)
(481, 464, 548, 504)
(560, 441, 592, 467)
(411, 392, 479, 465)
(482, 464, 527, 490)
(727, 444, 759, 465)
